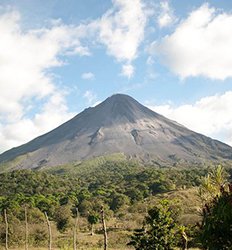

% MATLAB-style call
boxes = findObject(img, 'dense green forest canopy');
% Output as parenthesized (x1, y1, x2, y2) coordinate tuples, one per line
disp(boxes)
(0, 160, 216, 215)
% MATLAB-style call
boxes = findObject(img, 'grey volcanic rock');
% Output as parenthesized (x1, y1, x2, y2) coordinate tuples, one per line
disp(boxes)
(0, 94, 232, 168)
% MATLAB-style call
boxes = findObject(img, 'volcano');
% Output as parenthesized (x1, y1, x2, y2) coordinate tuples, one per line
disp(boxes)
(0, 94, 232, 169)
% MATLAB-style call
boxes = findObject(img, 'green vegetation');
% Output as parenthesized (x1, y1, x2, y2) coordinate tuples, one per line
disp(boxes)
(200, 186, 232, 249)
(129, 200, 178, 250)
(199, 166, 232, 249)
(0, 160, 231, 249)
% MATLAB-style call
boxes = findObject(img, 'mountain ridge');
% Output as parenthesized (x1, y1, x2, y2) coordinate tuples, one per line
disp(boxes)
(0, 93, 232, 169)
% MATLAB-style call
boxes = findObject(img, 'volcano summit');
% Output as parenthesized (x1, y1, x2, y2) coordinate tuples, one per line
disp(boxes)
(0, 94, 232, 169)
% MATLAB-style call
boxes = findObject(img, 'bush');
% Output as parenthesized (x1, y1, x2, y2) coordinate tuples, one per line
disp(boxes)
(55, 205, 72, 232)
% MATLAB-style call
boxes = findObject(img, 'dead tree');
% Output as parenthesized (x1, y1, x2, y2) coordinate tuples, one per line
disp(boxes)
(25, 206, 28, 250)
(4, 209, 8, 250)
(101, 206, 108, 250)
(44, 212, 52, 250)
(73, 207, 79, 250)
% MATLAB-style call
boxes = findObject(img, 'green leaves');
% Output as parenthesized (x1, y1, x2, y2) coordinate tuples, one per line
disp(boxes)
(129, 200, 178, 250)
(200, 187, 232, 249)
(87, 214, 99, 225)
(199, 165, 227, 202)
(199, 165, 232, 249)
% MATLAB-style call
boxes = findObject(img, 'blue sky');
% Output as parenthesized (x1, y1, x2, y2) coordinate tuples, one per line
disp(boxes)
(1, 0, 232, 153)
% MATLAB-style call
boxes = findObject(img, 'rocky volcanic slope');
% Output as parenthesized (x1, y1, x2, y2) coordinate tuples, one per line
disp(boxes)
(0, 94, 232, 169)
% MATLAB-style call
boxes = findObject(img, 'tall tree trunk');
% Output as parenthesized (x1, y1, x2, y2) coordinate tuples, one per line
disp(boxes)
(44, 212, 52, 250)
(101, 206, 108, 250)
(4, 209, 8, 250)
(25, 206, 28, 250)
(73, 207, 79, 250)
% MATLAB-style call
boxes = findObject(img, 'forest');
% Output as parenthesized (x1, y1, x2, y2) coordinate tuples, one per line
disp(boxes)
(0, 159, 231, 249)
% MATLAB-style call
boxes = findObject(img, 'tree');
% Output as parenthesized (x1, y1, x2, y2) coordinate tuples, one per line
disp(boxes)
(149, 181, 167, 194)
(199, 165, 226, 202)
(87, 214, 99, 235)
(110, 192, 129, 211)
(198, 165, 232, 249)
(129, 200, 178, 250)
(200, 184, 232, 249)
(55, 205, 72, 232)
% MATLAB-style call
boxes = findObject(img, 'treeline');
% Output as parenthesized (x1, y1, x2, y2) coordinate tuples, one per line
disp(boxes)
(0, 162, 209, 215)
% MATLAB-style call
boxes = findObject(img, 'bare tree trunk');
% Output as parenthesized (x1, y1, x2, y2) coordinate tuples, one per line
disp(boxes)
(181, 231, 188, 250)
(4, 209, 8, 250)
(91, 224, 94, 236)
(25, 207, 28, 250)
(101, 206, 108, 250)
(182, 235, 188, 250)
(73, 207, 79, 250)
(44, 212, 52, 250)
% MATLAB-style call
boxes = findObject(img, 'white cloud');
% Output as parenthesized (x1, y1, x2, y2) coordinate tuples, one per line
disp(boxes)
(83, 90, 97, 105)
(154, 4, 232, 80)
(96, 0, 148, 61)
(91, 0, 149, 78)
(0, 10, 88, 118)
(0, 10, 88, 153)
(148, 91, 232, 146)
(121, 64, 134, 78)
(81, 72, 95, 80)
(0, 92, 73, 152)
(157, 1, 176, 28)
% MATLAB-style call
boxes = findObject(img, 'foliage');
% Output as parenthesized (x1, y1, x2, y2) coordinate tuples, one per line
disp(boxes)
(0, 162, 224, 248)
(55, 204, 72, 232)
(88, 213, 99, 235)
(0, 163, 209, 218)
(110, 192, 130, 211)
(198, 165, 232, 249)
(199, 165, 227, 202)
(129, 200, 178, 250)
(87, 214, 99, 225)
(200, 184, 232, 249)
